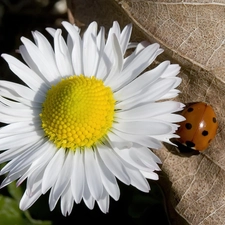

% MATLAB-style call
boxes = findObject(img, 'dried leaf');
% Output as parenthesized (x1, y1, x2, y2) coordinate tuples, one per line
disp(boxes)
(66, 0, 225, 224)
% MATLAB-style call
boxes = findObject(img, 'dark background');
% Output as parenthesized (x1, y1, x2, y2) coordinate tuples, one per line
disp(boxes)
(0, 0, 67, 82)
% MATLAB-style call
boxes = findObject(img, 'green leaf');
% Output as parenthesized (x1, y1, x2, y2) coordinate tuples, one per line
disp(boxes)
(0, 194, 52, 225)
(23, 210, 52, 225)
(0, 194, 27, 225)
(7, 181, 23, 203)
(5, 182, 52, 225)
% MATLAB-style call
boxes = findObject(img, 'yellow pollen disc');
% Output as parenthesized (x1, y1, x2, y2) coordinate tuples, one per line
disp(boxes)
(40, 75, 115, 150)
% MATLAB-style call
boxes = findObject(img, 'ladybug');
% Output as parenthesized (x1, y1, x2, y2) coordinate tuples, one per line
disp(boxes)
(176, 102, 218, 152)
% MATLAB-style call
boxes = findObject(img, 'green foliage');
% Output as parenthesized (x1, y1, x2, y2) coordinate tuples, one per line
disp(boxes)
(0, 181, 51, 225)
(0, 195, 26, 225)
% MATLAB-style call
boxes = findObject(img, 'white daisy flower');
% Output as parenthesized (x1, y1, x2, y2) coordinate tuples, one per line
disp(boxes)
(0, 21, 184, 216)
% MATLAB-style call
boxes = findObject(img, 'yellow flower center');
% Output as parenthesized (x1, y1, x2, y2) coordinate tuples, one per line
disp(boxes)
(40, 75, 115, 150)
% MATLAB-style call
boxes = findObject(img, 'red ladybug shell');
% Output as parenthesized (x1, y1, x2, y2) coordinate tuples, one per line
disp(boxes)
(176, 102, 218, 151)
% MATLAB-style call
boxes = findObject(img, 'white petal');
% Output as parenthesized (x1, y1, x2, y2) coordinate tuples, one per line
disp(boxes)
(17, 142, 55, 187)
(96, 27, 114, 80)
(0, 130, 43, 150)
(26, 169, 45, 197)
(0, 121, 40, 135)
(124, 162, 150, 192)
(60, 182, 74, 216)
(0, 168, 28, 188)
(0, 96, 26, 109)
(62, 21, 83, 75)
(19, 177, 42, 210)
(0, 146, 29, 164)
(0, 102, 39, 118)
(0, 80, 45, 103)
(19, 45, 47, 84)
(32, 31, 61, 78)
(114, 61, 170, 100)
(160, 89, 180, 100)
(97, 143, 130, 185)
(66, 33, 73, 55)
(113, 43, 163, 91)
(113, 121, 172, 135)
(97, 27, 116, 80)
(21, 37, 60, 83)
(114, 147, 159, 172)
(95, 26, 105, 78)
(153, 113, 185, 123)
(116, 79, 178, 110)
(54, 29, 73, 76)
(1, 54, 46, 91)
(1, 139, 47, 176)
(83, 176, 95, 210)
(49, 150, 74, 210)
(82, 22, 98, 77)
(161, 64, 180, 78)
(84, 148, 103, 201)
(107, 131, 133, 149)
(123, 41, 148, 68)
(109, 21, 121, 40)
(96, 188, 110, 213)
(104, 34, 123, 86)
(116, 101, 184, 120)
(0, 113, 35, 124)
(46, 27, 56, 37)
(110, 128, 162, 149)
(159, 79, 182, 100)
(120, 23, 132, 55)
(135, 147, 162, 166)
(42, 148, 65, 194)
(0, 86, 38, 108)
(95, 148, 120, 201)
(144, 78, 180, 102)
(151, 133, 180, 145)
(141, 171, 159, 180)
(71, 150, 84, 203)
(119, 144, 161, 166)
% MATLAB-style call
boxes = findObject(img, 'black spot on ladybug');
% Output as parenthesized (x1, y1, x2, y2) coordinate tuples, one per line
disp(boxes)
(202, 130, 208, 136)
(173, 141, 200, 155)
(213, 117, 217, 123)
(186, 141, 195, 148)
(187, 107, 194, 112)
(185, 123, 192, 130)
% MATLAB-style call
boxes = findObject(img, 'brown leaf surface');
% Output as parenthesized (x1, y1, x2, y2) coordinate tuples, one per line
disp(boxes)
(67, 0, 225, 224)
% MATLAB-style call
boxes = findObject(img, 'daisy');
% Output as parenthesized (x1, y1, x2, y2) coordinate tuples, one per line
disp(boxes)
(0, 21, 184, 216)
